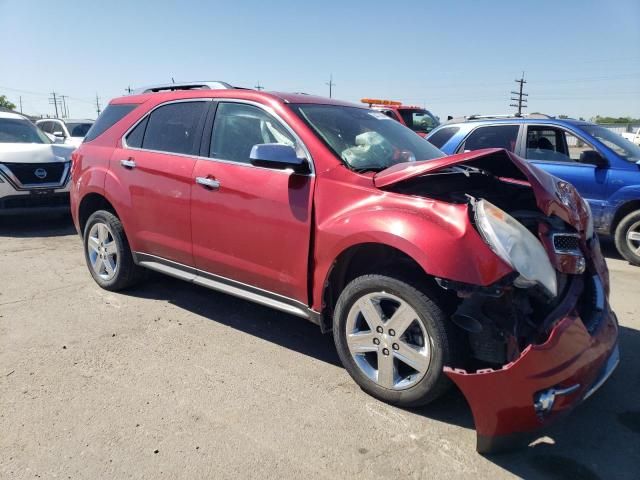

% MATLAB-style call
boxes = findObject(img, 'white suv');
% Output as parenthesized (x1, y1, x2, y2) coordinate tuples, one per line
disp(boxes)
(36, 118, 94, 148)
(0, 112, 75, 216)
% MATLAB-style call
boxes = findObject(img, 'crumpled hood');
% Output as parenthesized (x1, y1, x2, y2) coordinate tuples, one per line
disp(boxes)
(0, 143, 75, 164)
(374, 148, 590, 233)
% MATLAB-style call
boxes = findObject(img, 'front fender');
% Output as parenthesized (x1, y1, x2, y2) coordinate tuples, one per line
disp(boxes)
(599, 185, 640, 233)
(311, 195, 512, 311)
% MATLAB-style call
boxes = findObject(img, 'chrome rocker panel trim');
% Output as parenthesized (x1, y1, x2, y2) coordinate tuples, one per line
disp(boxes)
(133, 252, 322, 325)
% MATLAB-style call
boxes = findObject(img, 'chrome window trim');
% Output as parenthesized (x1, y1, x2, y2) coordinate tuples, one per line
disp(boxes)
(120, 97, 315, 176)
(0, 161, 71, 190)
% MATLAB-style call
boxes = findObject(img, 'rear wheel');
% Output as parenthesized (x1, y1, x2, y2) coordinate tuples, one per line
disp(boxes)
(83, 210, 144, 290)
(614, 210, 640, 266)
(333, 274, 462, 407)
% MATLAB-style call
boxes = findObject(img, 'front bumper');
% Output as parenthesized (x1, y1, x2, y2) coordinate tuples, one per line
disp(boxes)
(0, 178, 70, 216)
(444, 300, 619, 453)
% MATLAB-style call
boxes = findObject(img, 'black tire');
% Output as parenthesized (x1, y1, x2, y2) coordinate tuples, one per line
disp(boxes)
(83, 210, 144, 290)
(333, 273, 463, 407)
(614, 210, 640, 266)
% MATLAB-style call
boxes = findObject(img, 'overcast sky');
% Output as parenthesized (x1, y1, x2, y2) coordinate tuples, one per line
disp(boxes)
(1, 0, 638, 120)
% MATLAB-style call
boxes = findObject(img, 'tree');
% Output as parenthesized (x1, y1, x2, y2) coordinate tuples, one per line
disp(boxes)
(0, 95, 16, 110)
(593, 115, 640, 124)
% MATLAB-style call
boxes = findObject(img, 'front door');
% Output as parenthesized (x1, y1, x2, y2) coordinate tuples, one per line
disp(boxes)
(109, 100, 208, 265)
(523, 125, 610, 222)
(190, 101, 314, 302)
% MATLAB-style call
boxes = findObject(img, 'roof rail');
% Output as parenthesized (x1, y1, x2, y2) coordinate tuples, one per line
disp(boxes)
(133, 81, 236, 94)
(445, 113, 555, 123)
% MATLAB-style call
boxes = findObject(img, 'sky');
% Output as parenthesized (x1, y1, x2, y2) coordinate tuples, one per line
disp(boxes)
(1, 0, 639, 121)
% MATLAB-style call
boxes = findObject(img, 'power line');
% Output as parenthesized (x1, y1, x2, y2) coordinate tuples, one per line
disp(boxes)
(326, 74, 335, 98)
(510, 72, 528, 117)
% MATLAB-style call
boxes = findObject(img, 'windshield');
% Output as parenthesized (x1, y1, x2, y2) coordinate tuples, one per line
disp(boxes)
(292, 104, 444, 171)
(65, 122, 93, 137)
(0, 118, 51, 144)
(398, 109, 439, 134)
(581, 125, 640, 163)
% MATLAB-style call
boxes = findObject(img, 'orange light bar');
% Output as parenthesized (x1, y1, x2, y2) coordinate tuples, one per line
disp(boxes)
(361, 98, 402, 106)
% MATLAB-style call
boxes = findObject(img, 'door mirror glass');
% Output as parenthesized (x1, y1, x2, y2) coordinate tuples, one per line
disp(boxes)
(250, 143, 308, 172)
(53, 130, 66, 138)
(579, 150, 607, 167)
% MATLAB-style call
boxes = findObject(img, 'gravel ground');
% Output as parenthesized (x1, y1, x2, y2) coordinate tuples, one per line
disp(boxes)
(1, 215, 639, 480)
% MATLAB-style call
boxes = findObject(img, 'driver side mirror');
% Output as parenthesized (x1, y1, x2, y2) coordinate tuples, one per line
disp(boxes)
(250, 143, 310, 173)
(580, 150, 607, 168)
(53, 130, 66, 138)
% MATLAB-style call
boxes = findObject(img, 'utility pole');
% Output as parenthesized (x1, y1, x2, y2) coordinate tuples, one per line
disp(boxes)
(125, 85, 132, 94)
(95, 93, 101, 116)
(49, 92, 60, 118)
(61, 95, 69, 118)
(19, 96, 23, 114)
(254, 81, 263, 91)
(510, 72, 528, 117)
(326, 74, 335, 98)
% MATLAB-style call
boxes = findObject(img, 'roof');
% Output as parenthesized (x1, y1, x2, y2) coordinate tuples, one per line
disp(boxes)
(110, 89, 362, 108)
(36, 118, 94, 123)
(0, 111, 29, 120)
(444, 114, 589, 127)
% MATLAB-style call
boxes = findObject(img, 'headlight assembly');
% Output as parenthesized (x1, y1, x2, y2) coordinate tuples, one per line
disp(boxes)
(475, 199, 558, 298)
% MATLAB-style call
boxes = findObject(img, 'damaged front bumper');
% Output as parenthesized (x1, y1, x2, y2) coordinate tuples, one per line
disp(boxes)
(444, 277, 619, 453)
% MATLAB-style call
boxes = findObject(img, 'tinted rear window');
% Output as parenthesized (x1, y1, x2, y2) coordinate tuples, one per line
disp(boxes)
(84, 104, 137, 143)
(142, 101, 207, 155)
(427, 127, 459, 149)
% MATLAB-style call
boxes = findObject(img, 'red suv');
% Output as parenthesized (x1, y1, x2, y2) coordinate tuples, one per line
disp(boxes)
(71, 83, 619, 452)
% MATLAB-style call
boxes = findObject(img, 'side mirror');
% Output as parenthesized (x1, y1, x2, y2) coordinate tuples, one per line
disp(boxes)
(53, 130, 66, 138)
(580, 150, 607, 168)
(636, 160, 640, 170)
(250, 143, 309, 173)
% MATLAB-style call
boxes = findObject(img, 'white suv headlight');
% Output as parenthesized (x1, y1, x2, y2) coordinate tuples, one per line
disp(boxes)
(475, 199, 557, 298)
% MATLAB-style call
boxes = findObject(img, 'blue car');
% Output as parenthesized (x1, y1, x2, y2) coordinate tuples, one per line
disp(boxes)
(427, 115, 640, 265)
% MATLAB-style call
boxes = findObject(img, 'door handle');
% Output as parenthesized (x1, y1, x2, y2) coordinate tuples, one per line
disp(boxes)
(120, 159, 136, 169)
(195, 176, 220, 189)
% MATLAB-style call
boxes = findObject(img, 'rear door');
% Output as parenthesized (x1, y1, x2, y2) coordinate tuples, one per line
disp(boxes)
(190, 101, 314, 302)
(110, 100, 209, 265)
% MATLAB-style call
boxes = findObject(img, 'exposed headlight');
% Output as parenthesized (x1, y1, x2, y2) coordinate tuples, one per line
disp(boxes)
(475, 199, 557, 297)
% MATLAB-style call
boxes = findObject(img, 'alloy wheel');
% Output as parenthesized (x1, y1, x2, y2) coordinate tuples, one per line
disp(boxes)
(87, 222, 119, 281)
(345, 292, 431, 390)
(626, 221, 640, 257)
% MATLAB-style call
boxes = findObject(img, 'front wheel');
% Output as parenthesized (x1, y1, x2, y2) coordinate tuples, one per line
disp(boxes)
(333, 274, 462, 407)
(614, 210, 640, 266)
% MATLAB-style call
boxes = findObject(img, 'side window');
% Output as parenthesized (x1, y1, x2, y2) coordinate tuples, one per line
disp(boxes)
(125, 116, 149, 149)
(51, 121, 65, 135)
(427, 126, 459, 149)
(459, 125, 519, 153)
(37, 122, 50, 133)
(525, 126, 592, 162)
(142, 102, 207, 155)
(84, 104, 137, 143)
(210, 102, 296, 164)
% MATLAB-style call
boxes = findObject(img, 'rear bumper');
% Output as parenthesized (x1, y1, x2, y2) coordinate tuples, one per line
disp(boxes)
(444, 306, 619, 453)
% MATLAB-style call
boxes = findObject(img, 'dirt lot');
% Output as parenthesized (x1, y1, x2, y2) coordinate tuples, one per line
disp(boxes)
(1, 215, 639, 480)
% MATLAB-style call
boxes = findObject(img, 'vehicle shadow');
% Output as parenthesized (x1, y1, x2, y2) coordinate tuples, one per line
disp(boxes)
(599, 236, 624, 261)
(0, 214, 76, 238)
(125, 275, 640, 479)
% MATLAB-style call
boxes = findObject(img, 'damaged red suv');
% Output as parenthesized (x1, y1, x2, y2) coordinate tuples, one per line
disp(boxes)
(70, 83, 619, 452)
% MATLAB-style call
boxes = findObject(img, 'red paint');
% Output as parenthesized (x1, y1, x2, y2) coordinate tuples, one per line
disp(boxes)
(70, 89, 618, 448)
